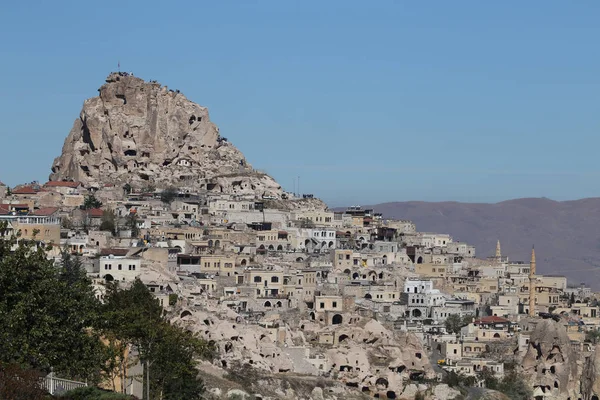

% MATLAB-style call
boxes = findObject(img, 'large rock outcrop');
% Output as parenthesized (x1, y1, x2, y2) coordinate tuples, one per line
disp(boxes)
(50, 72, 283, 197)
(521, 319, 579, 400)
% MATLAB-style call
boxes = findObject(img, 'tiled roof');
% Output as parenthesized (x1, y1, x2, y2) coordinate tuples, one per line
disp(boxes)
(9, 203, 29, 209)
(87, 208, 104, 218)
(474, 316, 510, 324)
(45, 181, 80, 188)
(33, 207, 60, 216)
(12, 186, 38, 195)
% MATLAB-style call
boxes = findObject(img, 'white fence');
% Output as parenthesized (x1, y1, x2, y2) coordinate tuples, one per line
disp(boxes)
(41, 374, 87, 395)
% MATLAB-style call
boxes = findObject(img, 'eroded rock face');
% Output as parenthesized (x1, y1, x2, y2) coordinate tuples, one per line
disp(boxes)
(521, 319, 579, 399)
(50, 73, 282, 196)
(581, 343, 600, 400)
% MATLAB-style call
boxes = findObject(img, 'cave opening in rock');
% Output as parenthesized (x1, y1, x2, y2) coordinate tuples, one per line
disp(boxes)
(376, 377, 389, 388)
(124, 149, 137, 156)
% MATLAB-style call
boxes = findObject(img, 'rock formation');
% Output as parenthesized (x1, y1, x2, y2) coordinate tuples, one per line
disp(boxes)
(521, 319, 579, 400)
(50, 72, 283, 197)
(581, 343, 600, 400)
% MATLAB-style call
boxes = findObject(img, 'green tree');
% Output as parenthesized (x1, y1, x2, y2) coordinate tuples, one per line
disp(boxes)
(100, 210, 117, 236)
(149, 323, 208, 399)
(101, 280, 212, 399)
(160, 187, 178, 204)
(0, 224, 106, 382)
(126, 212, 140, 238)
(445, 314, 464, 334)
(477, 368, 499, 390)
(82, 194, 103, 210)
(123, 183, 132, 195)
(586, 329, 600, 344)
(497, 370, 532, 399)
(445, 314, 474, 334)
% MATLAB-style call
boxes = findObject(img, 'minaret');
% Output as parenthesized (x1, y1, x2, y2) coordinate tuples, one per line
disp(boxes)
(495, 240, 502, 260)
(529, 247, 536, 317)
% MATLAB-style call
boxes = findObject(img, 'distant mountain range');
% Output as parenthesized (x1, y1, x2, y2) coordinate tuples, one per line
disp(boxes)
(356, 198, 600, 289)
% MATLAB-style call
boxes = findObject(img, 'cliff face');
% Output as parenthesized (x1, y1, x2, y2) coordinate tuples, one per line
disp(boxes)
(50, 72, 282, 196)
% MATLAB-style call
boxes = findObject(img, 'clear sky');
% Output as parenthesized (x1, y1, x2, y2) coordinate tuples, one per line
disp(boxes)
(0, 1, 598, 206)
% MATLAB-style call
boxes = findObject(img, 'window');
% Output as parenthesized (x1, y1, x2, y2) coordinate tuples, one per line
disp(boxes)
(118, 264, 122, 270)
(320, 302, 325, 309)
(332, 302, 337, 308)
(345, 254, 350, 260)
(254, 276, 262, 283)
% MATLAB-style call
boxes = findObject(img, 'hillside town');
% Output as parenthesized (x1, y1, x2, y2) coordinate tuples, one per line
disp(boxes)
(1, 73, 600, 400)
(1, 176, 598, 400)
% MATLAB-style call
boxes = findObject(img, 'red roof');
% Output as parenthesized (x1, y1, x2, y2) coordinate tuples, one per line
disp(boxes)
(87, 208, 104, 218)
(33, 207, 59, 216)
(9, 203, 29, 209)
(45, 181, 80, 188)
(12, 186, 38, 195)
(474, 316, 510, 324)
(0, 204, 10, 215)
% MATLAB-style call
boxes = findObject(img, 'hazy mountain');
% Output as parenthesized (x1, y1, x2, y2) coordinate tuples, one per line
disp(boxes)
(363, 198, 600, 289)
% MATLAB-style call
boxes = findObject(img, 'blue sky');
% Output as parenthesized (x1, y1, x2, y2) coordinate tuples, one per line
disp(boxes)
(0, 1, 598, 206)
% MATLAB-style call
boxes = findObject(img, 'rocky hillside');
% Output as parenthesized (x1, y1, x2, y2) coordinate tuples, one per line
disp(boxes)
(50, 72, 283, 197)
(366, 198, 600, 289)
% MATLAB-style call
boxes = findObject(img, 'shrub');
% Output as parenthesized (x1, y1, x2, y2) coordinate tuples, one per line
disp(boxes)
(58, 386, 136, 399)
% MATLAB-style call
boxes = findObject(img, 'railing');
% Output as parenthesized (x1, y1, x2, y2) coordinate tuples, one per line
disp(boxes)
(41, 373, 87, 395)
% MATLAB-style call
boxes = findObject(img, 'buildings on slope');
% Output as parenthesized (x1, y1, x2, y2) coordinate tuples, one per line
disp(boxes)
(0, 180, 598, 398)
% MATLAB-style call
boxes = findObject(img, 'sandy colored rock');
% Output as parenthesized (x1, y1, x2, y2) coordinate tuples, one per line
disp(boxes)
(521, 319, 578, 400)
(581, 343, 600, 400)
(50, 72, 283, 197)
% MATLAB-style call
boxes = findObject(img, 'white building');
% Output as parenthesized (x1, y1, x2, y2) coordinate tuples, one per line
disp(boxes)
(99, 255, 141, 282)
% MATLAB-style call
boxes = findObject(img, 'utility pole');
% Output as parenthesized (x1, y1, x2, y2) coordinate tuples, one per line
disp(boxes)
(146, 360, 150, 400)
(298, 176, 300, 198)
